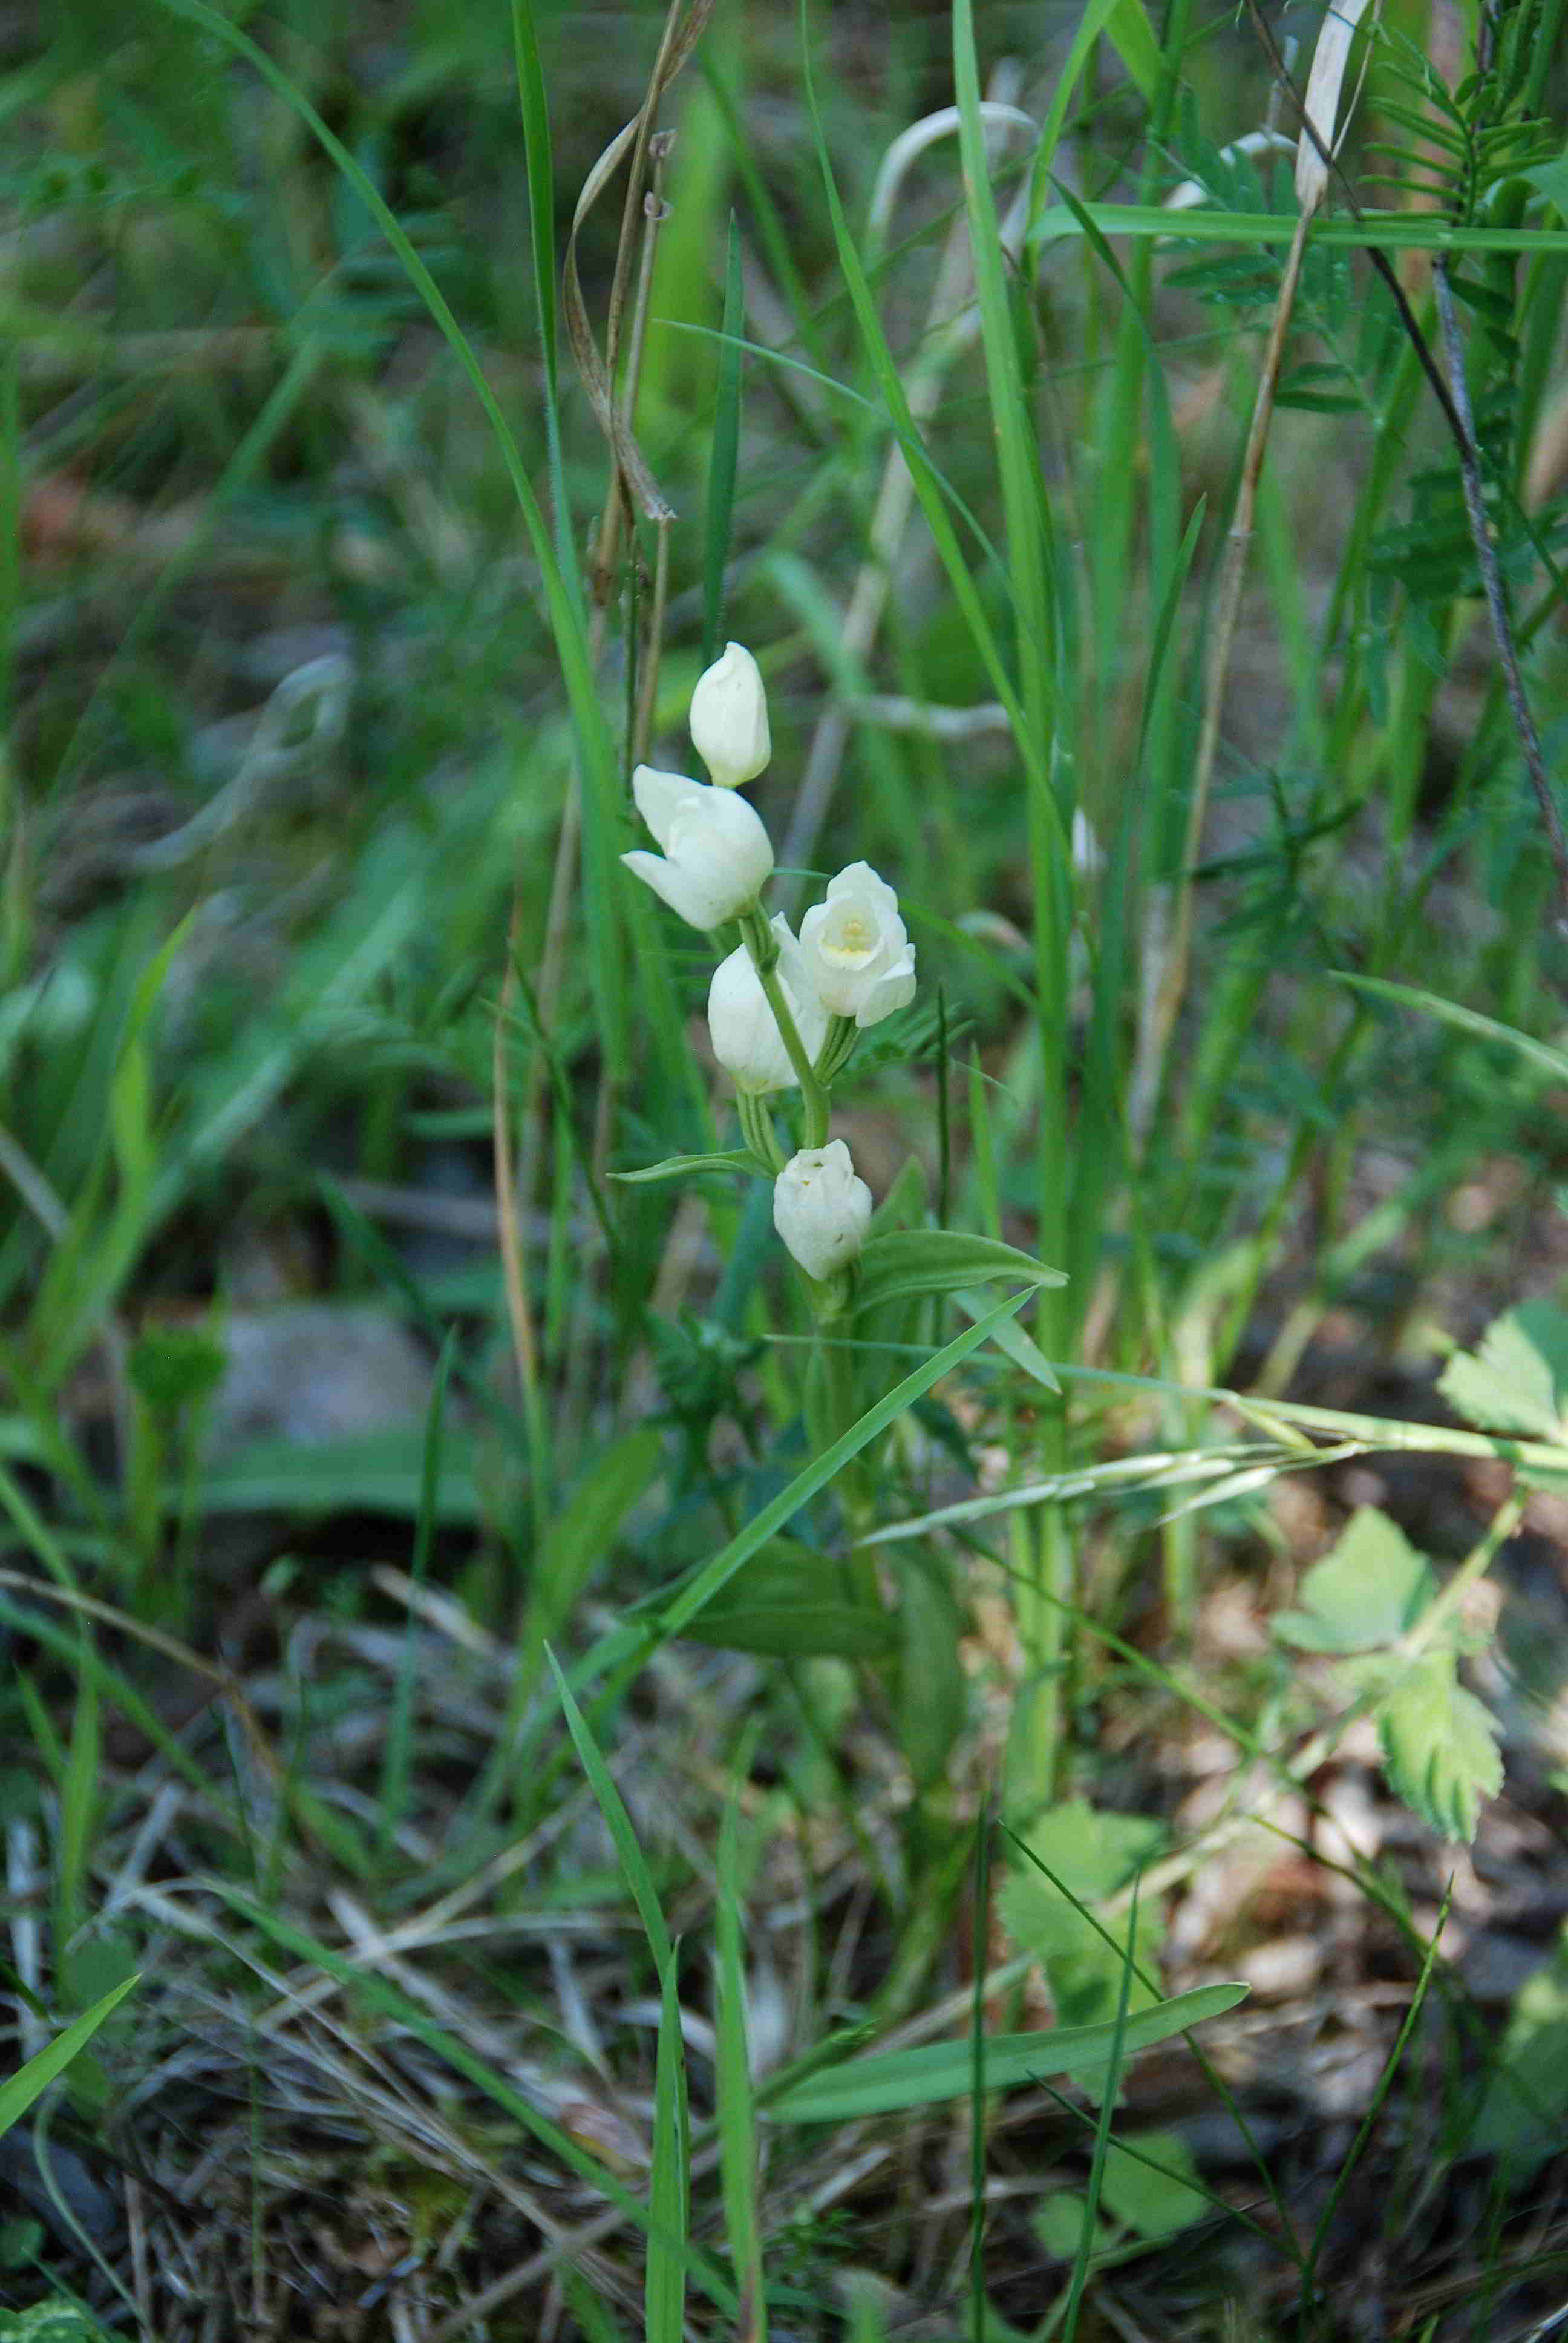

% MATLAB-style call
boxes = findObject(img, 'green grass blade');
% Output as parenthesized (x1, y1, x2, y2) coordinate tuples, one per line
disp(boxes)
(0, 1974, 140, 2140)
(1331, 971, 1568, 1081)
(647, 1291, 1032, 1648)
(968, 1806, 991, 2342)
(798, 0, 1049, 799)
(510, 0, 576, 586)
(715, 1793, 766, 2339)
(1028, 203, 1568, 253)
(220, 1888, 737, 2314)
(647, 1953, 691, 2343)
(768, 1984, 1247, 2121)
(1060, 1879, 1140, 2342)
(376, 1329, 457, 1856)
(148, 0, 627, 1076)
(546, 1646, 674, 1979)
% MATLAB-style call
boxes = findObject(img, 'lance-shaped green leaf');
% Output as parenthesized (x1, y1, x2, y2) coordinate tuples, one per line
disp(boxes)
(610, 1150, 762, 1185)
(0, 1974, 139, 2140)
(852, 1228, 1066, 1318)
(767, 1984, 1247, 2122)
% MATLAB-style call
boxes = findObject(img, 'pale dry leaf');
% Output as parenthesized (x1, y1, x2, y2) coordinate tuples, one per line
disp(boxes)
(1295, 0, 1377, 215)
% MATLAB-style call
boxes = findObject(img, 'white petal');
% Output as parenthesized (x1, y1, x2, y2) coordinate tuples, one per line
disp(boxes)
(631, 764, 704, 850)
(690, 642, 770, 789)
(825, 860, 901, 919)
(621, 849, 728, 929)
(854, 948, 918, 1027)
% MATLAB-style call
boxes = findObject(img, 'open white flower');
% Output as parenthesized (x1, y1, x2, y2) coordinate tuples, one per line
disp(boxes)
(708, 917, 829, 1096)
(621, 764, 773, 930)
(797, 862, 916, 1026)
(773, 1140, 873, 1282)
(689, 641, 771, 789)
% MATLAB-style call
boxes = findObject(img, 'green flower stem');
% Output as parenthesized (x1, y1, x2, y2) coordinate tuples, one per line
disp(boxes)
(738, 904, 831, 1149)
(815, 1015, 858, 1086)
(806, 1274, 882, 1613)
(737, 1086, 785, 1173)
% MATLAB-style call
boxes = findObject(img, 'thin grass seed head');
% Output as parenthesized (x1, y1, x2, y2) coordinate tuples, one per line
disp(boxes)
(689, 640, 771, 789)
(773, 1140, 874, 1281)
(797, 862, 917, 1026)
(621, 762, 774, 929)
(708, 916, 829, 1095)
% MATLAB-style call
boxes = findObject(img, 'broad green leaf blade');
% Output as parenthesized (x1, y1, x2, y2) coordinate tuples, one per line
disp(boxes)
(768, 1984, 1248, 2122)
(1377, 1653, 1503, 1843)
(1273, 1508, 1435, 1653)
(893, 1552, 965, 1791)
(0, 1974, 139, 2139)
(681, 1540, 898, 1659)
(610, 1151, 761, 1185)
(854, 1230, 1066, 1318)
(1103, 0, 1162, 101)
(196, 1427, 485, 1524)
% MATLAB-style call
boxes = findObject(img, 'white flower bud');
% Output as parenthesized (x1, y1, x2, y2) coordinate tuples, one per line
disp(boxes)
(621, 764, 773, 930)
(797, 861, 916, 1027)
(708, 917, 829, 1095)
(689, 641, 771, 789)
(773, 1140, 873, 1282)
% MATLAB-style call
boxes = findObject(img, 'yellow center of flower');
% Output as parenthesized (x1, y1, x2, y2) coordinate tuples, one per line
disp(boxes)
(821, 906, 878, 967)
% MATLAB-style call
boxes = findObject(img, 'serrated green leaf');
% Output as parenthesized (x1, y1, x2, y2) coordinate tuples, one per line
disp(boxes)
(1001, 1802, 1167, 2032)
(853, 1228, 1066, 1317)
(1377, 1653, 1503, 1843)
(1439, 1302, 1568, 1440)
(766, 1984, 1248, 2122)
(1007, 1800, 1166, 1922)
(610, 1150, 760, 1185)
(679, 1539, 898, 1659)
(1273, 1507, 1434, 1653)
